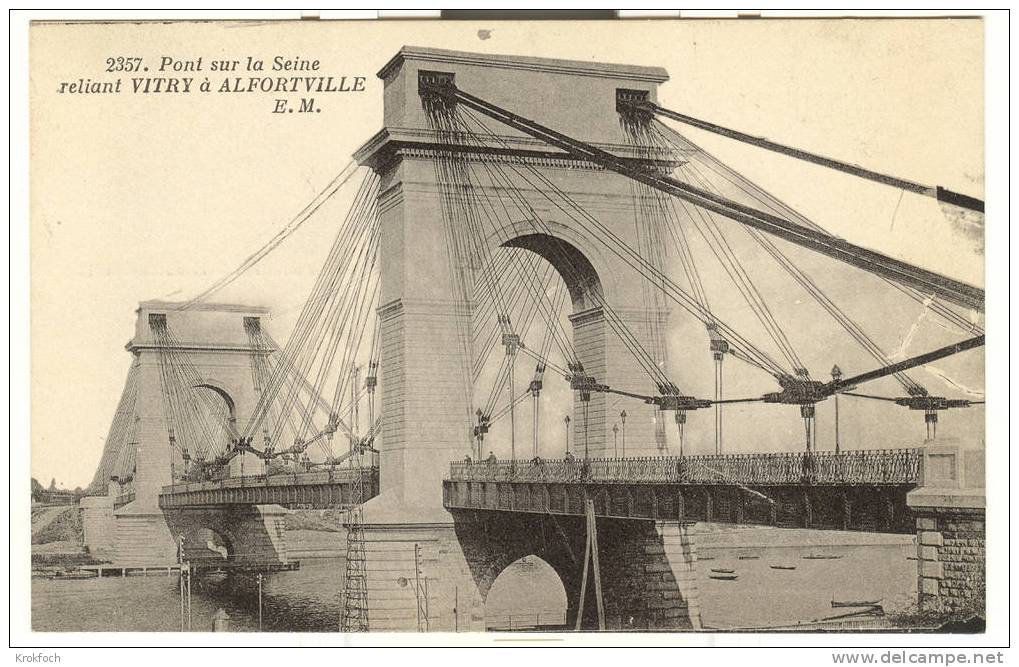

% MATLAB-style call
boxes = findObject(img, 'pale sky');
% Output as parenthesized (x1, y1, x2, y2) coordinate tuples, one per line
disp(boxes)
(30, 18, 984, 487)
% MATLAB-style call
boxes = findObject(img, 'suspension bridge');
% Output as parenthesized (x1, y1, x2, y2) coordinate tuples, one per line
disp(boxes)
(78, 47, 985, 632)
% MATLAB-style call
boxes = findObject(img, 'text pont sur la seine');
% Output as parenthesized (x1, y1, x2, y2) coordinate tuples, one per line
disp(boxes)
(57, 56, 367, 95)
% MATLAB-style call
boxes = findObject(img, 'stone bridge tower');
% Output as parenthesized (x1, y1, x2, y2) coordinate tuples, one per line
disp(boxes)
(81, 300, 275, 565)
(352, 47, 699, 631)
(355, 46, 673, 517)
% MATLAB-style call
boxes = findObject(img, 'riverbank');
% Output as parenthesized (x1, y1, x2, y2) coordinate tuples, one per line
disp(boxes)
(286, 510, 347, 559)
(31, 511, 931, 632)
(31, 504, 104, 571)
(694, 523, 913, 550)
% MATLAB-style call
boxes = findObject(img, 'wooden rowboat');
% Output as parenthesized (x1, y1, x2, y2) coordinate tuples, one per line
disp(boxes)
(831, 598, 882, 608)
(51, 570, 98, 580)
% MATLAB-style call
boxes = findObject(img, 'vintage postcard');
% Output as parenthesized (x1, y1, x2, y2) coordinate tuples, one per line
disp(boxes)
(13, 10, 1007, 653)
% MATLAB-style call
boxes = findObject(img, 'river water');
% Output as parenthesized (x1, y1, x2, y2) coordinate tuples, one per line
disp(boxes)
(32, 527, 917, 632)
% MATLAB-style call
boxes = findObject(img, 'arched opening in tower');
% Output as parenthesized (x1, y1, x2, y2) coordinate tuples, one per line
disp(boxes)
(468, 237, 601, 461)
(169, 384, 238, 478)
(190, 384, 235, 452)
(500, 233, 604, 313)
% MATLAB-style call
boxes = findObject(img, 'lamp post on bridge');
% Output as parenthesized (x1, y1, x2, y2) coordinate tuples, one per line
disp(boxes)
(612, 423, 619, 458)
(620, 410, 627, 458)
(256, 572, 263, 631)
(563, 415, 571, 456)
(583, 400, 590, 461)
(831, 364, 842, 454)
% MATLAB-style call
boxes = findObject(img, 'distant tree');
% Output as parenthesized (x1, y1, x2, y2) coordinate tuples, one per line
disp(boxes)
(49, 478, 57, 491)
(31, 478, 43, 502)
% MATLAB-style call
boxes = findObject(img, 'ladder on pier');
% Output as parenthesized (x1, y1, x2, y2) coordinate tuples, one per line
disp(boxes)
(339, 448, 369, 631)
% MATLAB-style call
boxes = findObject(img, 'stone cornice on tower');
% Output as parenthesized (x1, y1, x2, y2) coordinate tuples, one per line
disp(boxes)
(377, 46, 670, 84)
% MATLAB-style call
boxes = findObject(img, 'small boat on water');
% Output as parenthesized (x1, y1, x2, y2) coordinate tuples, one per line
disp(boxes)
(823, 606, 885, 621)
(697, 556, 715, 561)
(709, 573, 738, 581)
(51, 570, 98, 580)
(710, 568, 735, 574)
(770, 565, 797, 570)
(832, 598, 882, 609)
(802, 553, 843, 560)
(737, 555, 760, 560)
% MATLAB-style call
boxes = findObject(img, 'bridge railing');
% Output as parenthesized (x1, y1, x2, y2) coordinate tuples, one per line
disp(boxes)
(447, 449, 922, 486)
(113, 490, 135, 508)
(161, 467, 378, 496)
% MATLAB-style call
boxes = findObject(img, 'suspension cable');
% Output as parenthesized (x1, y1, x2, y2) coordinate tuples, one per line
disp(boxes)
(627, 99, 984, 212)
(424, 82, 983, 312)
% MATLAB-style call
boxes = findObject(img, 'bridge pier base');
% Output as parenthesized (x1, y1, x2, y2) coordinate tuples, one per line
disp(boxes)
(80, 494, 116, 561)
(356, 510, 701, 631)
(592, 520, 701, 630)
(908, 495, 985, 614)
(907, 445, 985, 614)
(162, 504, 290, 566)
(359, 520, 486, 632)
(112, 506, 177, 566)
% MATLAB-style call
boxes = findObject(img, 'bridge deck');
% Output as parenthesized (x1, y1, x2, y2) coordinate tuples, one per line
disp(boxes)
(159, 468, 379, 509)
(442, 449, 922, 533)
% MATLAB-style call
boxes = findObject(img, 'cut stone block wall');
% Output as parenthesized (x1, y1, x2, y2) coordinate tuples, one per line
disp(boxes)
(356, 512, 700, 632)
(161, 504, 289, 566)
(914, 508, 985, 612)
(79, 495, 116, 560)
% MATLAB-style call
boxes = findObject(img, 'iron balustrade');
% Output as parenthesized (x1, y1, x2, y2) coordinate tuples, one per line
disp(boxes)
(448, 449, 922, 486)
(161, 467, 379, 497)
(113, 490, 135, 508)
